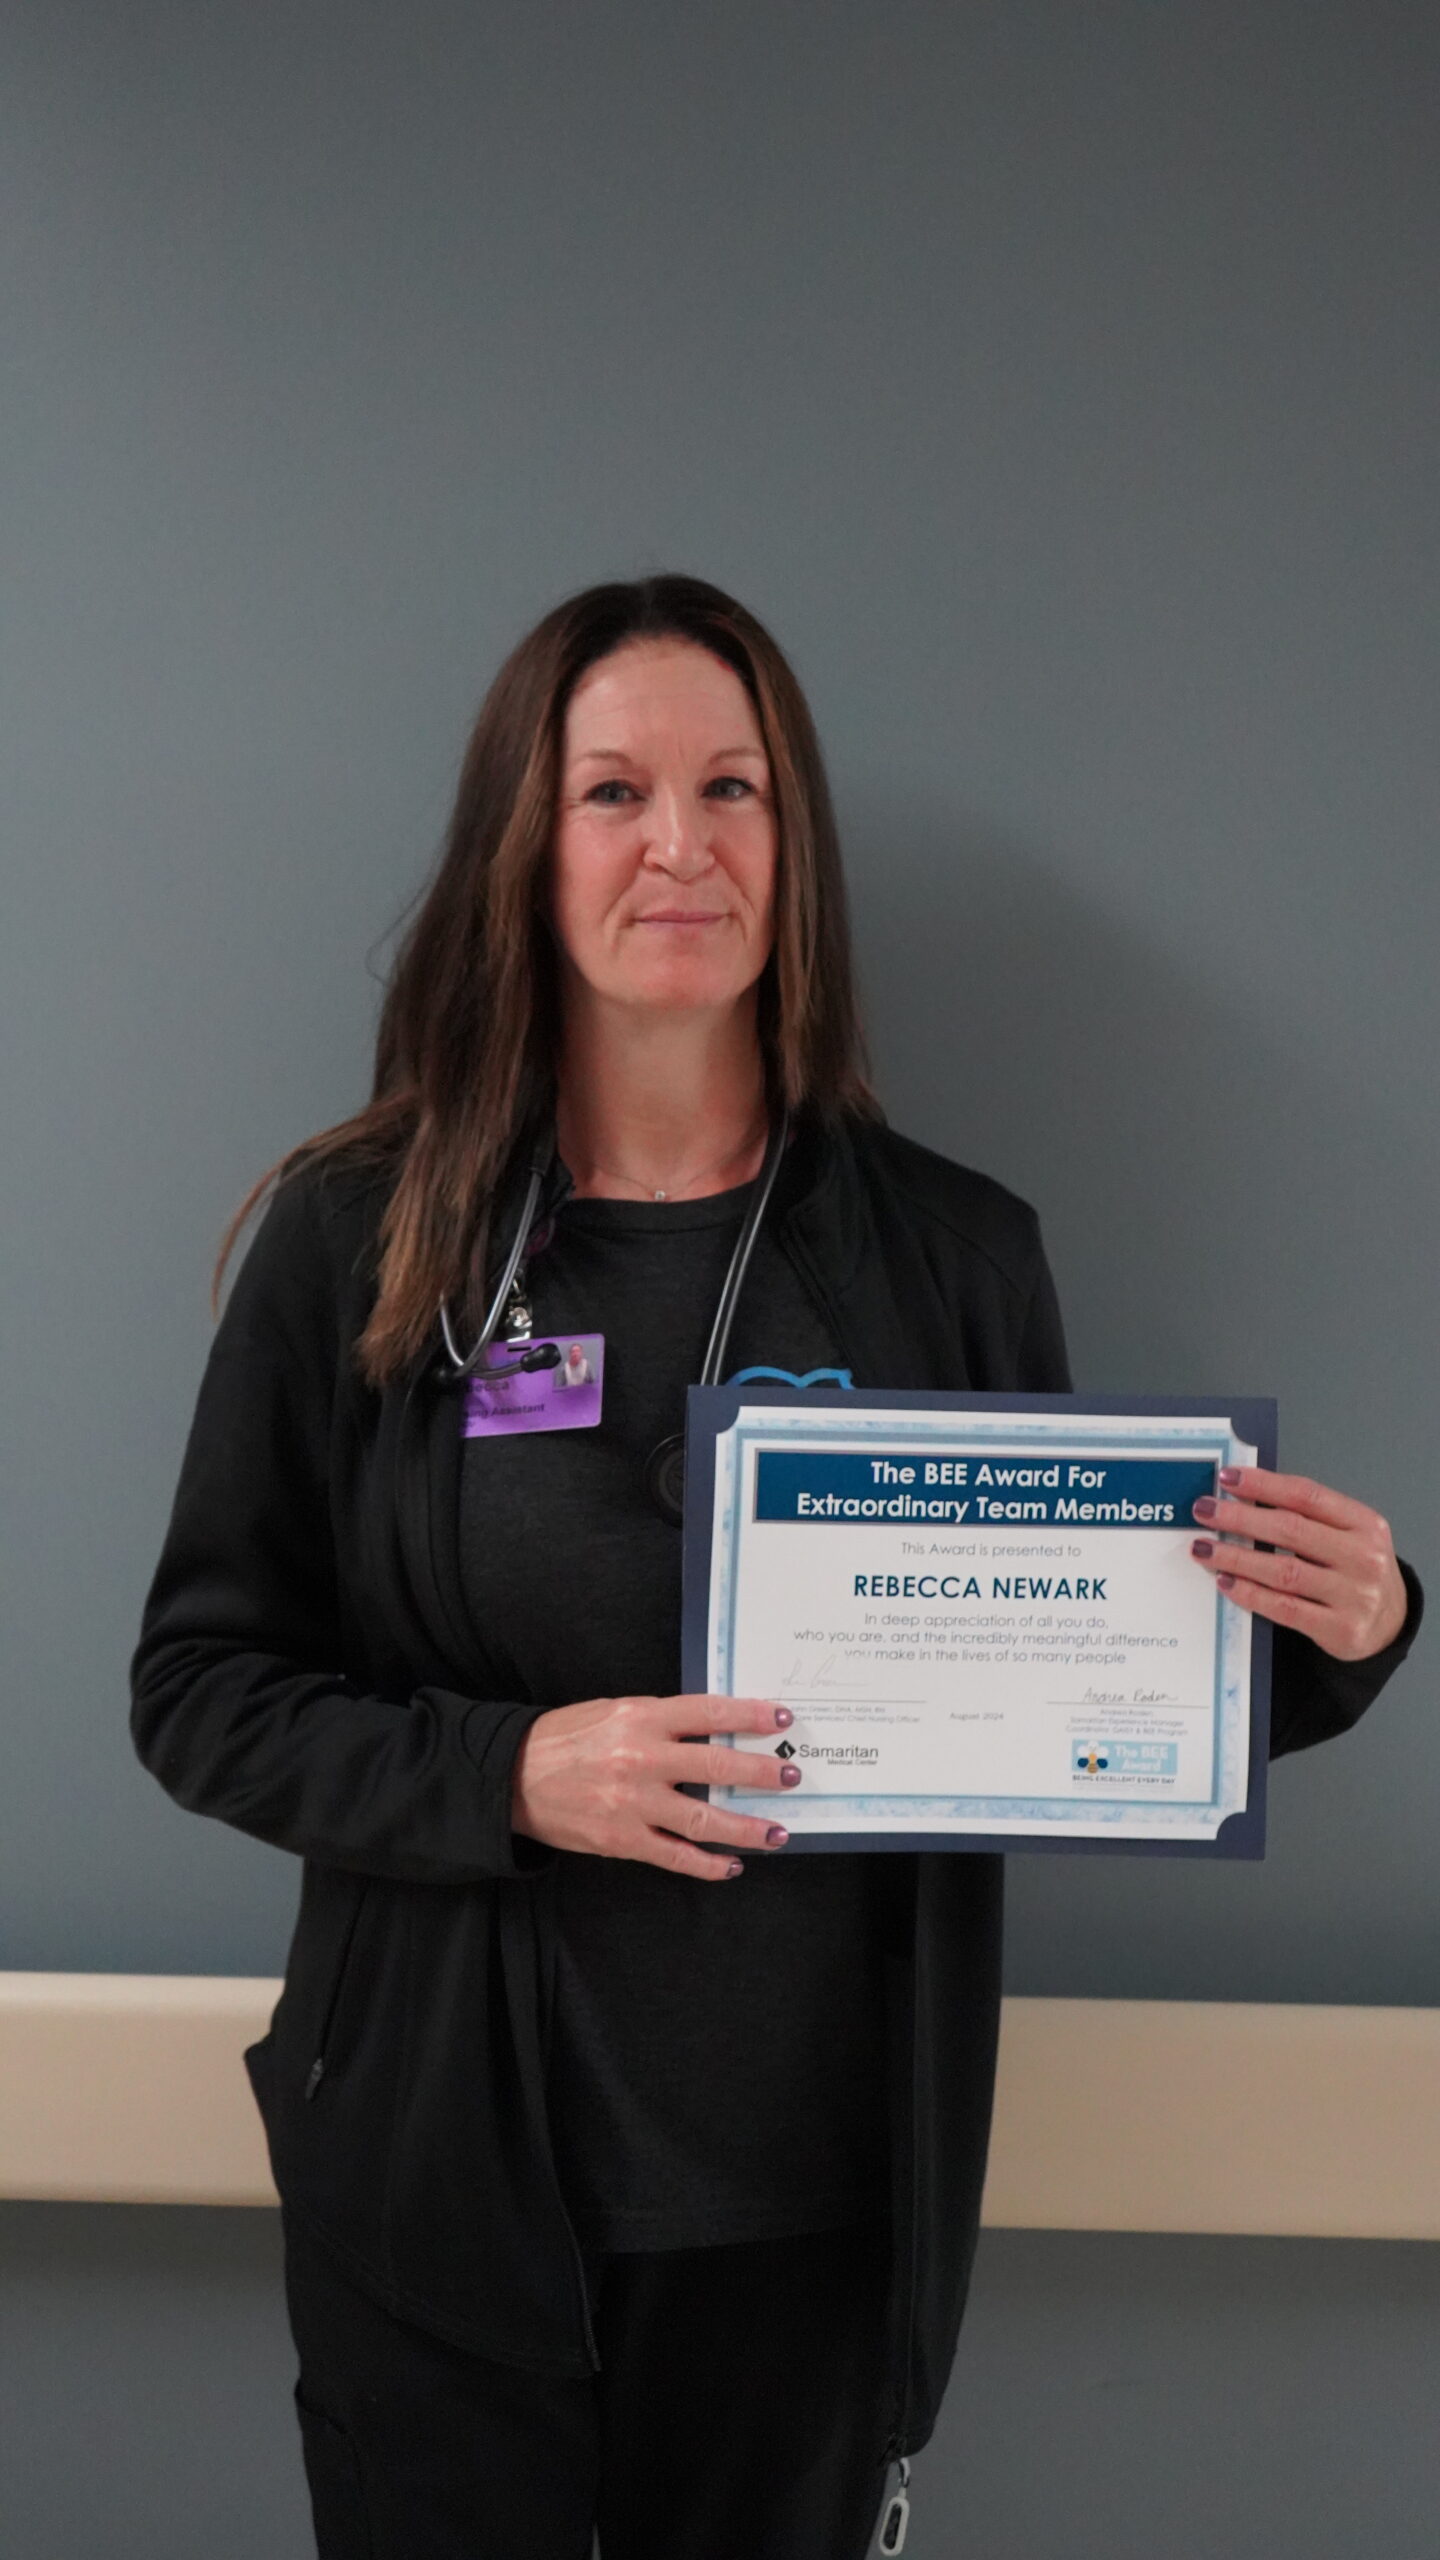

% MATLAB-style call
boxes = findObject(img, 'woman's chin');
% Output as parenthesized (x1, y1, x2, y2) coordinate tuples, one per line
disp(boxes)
(600, 962, 760, 1018)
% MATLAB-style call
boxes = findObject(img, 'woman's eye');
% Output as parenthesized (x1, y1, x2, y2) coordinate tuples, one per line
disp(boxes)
(584, 774, 758, 806)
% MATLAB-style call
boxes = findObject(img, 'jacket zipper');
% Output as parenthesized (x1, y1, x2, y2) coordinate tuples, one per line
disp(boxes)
(400, 1337, 601, 2375)
(874, 2076, 920, 2546)
(532, 1877, 602, 2372)
(304, 1884, 369, 2100)
(876, 2451, 912, 2551)
(773, 1217, 921, 2551)
(560, 2192, 601, 2371)
(873, 1928, 922, 2548)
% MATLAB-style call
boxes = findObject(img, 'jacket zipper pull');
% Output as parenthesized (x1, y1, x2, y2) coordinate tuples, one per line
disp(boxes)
(305, 2056, 325, 2100)
(877, 2454, 911, 2553)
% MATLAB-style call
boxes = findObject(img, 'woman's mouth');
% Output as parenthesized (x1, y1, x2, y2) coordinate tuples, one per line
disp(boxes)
(633, 910, 728, 927)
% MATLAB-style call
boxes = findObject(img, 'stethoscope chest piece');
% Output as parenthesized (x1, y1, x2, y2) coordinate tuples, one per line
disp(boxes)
(645, 1432, 687, 1528)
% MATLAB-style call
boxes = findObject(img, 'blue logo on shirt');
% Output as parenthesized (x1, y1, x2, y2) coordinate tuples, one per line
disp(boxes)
(725, 1366, 855, 1391)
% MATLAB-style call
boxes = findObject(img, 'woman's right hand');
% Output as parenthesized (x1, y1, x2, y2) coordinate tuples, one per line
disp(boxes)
(510, 1693, 802, 1880)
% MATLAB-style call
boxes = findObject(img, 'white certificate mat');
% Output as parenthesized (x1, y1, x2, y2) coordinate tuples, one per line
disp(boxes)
(681, 1391, 1275, 1857)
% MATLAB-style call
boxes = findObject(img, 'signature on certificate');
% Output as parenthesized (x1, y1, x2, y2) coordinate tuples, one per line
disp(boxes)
(1077, 1686, 1180, 1706)
(779, 1647, 871, 1692)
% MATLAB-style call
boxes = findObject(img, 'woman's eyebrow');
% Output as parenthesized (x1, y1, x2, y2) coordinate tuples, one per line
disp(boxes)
(570, 743, 768, 766)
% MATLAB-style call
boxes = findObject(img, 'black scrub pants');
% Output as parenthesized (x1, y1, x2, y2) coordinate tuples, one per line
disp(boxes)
(282, 2206, 897, 2560)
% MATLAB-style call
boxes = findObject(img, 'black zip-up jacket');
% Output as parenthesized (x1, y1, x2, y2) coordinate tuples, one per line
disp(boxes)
(129, 1111, 1423, 2458)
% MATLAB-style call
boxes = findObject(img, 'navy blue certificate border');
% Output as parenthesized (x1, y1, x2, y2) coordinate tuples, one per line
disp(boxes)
(681, 1388, 1276, 1861)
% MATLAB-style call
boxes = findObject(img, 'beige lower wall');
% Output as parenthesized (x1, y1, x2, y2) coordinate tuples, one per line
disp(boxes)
(2, 1973, 1437, 2237)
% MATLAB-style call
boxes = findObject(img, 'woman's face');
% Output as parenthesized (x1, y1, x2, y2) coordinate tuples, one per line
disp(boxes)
(550, 638, 777, 1022)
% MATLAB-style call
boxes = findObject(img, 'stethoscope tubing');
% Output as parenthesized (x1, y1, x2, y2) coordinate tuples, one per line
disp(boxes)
(435, 1110, 791, 1389)
(697, 1110, 790, 1385)
(436, 1134, 553, 1383)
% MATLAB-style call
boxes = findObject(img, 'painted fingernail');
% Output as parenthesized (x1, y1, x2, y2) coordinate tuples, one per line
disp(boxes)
(1216, 1572, 1237, 1593)
(726, 1859, 744, 1877)
(781, 1765, 803, 1786)
(1219, 1467, 1242, 1487)
(773, 1706, 795, 1727)
(1193, 1495, 1218, 1521)
(1191, 1538, 1215, 1560)
(766, 1826, 790, 1846)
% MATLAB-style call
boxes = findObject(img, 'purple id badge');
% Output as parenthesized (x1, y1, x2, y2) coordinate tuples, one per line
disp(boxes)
(462, 1334, 605, 1438)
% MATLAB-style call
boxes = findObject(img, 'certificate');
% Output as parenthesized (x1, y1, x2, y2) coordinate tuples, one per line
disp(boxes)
(681, 1391, 1276, 1857)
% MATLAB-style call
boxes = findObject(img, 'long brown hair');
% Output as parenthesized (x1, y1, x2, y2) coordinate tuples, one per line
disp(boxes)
(213, 572, 878, 1388)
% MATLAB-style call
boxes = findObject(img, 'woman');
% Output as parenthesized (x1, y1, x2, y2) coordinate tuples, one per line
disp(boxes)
(130, 574, 1422, 2560)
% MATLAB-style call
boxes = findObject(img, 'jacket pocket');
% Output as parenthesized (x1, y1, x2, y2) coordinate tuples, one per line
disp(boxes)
(294, 2382, 375, 2557)
(304, 1880, 370, 2102)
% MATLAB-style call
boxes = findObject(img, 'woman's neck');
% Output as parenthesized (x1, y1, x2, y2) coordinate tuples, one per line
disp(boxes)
(555, 999, 769, 1201)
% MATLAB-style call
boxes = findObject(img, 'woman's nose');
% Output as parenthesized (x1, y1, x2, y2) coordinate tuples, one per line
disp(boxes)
(645, 791, 714, 876)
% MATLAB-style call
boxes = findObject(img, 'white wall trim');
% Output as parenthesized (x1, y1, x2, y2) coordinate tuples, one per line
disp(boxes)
(2, 1974, 1437, 2237)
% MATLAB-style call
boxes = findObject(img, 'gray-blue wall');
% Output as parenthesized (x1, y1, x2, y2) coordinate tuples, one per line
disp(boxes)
(3, 4, 1435, 2553)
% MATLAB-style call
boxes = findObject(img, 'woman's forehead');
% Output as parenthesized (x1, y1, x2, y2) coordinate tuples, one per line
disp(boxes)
(564, 639, 761, 748)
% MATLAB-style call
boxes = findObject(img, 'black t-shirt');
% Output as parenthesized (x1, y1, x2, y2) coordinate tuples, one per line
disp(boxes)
(457, 1178, 893, 2251)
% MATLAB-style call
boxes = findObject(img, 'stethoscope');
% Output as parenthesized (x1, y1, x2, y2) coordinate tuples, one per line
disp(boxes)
(436, 1109, 793, 1526)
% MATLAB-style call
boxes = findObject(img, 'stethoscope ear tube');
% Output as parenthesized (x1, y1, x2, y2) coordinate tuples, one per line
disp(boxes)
(648, 1107, 791, 1528)
(437, 1126, 555, 1382)
(697, 1108, 791, 1389)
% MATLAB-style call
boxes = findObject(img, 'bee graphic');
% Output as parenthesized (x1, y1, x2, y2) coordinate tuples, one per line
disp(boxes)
(1076, 1747, 1110, 1775)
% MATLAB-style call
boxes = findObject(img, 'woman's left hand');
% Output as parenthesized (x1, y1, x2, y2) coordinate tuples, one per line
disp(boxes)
(1190, 1468, 1409, 1662)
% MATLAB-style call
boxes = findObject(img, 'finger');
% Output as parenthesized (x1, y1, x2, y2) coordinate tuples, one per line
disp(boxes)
(1190, 1538, 1336, 1606)
(643, 1827, 750, 1881)
(642, 1795, 790, 1873)
(1215, 1468, 1382, 1537)
(1198, 1569, 1335, 1645)
(669, 1740, 800, 1792)
(665, 1694, 795, 1736)
(1191, 1495, 1352, 1563)
(653, 1787, 793, 1852)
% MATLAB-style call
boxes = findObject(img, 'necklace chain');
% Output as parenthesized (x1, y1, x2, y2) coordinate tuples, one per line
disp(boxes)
(577, 1107, 769, 1203)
